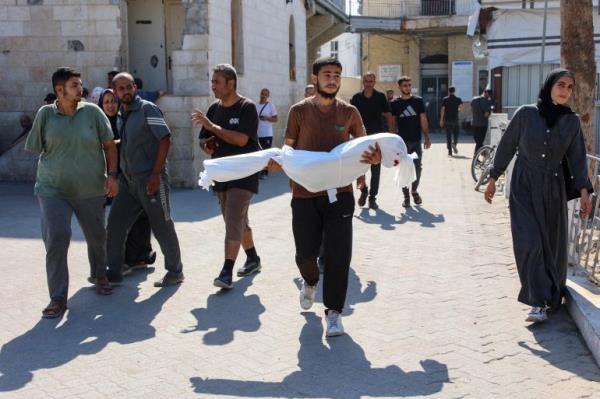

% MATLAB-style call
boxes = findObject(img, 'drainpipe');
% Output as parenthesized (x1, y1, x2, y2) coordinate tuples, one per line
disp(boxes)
(539, 0, 549, 90)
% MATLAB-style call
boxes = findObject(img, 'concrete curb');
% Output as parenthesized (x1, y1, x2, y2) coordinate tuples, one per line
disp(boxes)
(566, 266, 600, 367)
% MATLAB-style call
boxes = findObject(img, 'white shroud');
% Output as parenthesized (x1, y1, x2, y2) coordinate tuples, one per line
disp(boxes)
(198, 133, 417, 195)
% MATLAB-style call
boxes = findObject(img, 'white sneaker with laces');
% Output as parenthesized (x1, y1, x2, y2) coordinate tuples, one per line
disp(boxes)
(299, 281, 317, 310)
(325, 310, 345, 337)
(526, 306, 548, 323)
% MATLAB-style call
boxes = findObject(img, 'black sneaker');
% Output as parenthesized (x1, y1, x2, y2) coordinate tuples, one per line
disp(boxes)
(154, 271, 184, 287)
(368, 198, 379, 210)
(106, 270, 123, 285)
(402, 197, 411, 208)
(237, 256, 261, 277)
(214, 268, 233, 289)
(357, 189, 368, 207)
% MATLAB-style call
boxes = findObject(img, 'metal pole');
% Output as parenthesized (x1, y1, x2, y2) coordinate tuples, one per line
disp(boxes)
(539, 0, 549, 89)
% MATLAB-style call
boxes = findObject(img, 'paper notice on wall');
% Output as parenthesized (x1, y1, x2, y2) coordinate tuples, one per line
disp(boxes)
(378, 64, 402, 82)
(451, 61, 473, 100)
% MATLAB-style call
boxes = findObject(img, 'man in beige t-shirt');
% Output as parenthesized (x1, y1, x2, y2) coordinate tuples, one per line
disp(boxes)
(271, 57, 381, 337)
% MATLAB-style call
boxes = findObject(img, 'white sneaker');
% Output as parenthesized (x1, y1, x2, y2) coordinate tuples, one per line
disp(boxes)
(526, 306, 548, 323)
(325, 310, 345, 337)
(299, 281, 317, 310)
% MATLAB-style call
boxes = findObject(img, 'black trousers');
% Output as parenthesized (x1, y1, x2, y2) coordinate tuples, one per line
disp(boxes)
(124, 212, 153, 266)
(402, 140, 423, 197)
(291, 192, 354, 313)
(360, 163, 381, 199)
(259, 137, 272, 176)
(473, 125, 487, 154)
(445, 120, 460, 152)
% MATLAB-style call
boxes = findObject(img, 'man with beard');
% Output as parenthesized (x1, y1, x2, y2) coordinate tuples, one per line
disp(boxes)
(350, 71, 394, 210)
(105, 72, 184, 288)
(192, 64, 262, 289)
(391, 76, 431, 208)
(25, 67, 118, 318)
(269, 57, 381, 337)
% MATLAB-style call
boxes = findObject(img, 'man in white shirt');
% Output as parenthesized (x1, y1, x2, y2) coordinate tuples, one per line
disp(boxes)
(257, 88, 278, 178)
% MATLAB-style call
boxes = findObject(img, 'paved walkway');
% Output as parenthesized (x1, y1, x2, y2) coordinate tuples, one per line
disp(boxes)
(1, 137, 599, 398)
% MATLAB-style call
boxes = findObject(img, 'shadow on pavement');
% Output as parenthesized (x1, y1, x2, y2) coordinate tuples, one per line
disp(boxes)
(171, 172, 291, 223)
(518, 307, 600, 382)
(397, 206, 445, 228)
(0, 174, 291, 239)
(0, 272, 179, 392)
(356, 207, 444, 229)
(183, 274, 265, 345)
(190, 313, 449, 398)
(293, 268, 376, 316)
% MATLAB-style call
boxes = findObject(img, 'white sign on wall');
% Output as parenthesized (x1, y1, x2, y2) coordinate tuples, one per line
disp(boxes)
(378, 64, 402, 82)
(451, 61, 473, 100)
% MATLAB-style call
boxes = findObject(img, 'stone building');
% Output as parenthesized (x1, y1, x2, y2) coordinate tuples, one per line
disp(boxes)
(0, 0, 310, 187)
(351, 0, 482, 129)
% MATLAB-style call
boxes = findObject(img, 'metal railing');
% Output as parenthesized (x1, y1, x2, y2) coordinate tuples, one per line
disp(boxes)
(349, 0, 478, 18)
(568, 154, 600, 286)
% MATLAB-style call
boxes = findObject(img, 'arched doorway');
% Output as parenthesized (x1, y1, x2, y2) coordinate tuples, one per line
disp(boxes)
(126, 0, 184, 92)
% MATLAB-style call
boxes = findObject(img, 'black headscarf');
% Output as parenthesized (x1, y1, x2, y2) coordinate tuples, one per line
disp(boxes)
(537, 68, 575, 128)
(98, 88, 120, 139)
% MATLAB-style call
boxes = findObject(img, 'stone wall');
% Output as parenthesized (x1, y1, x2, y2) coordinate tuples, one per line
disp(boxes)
(207, 0, 308, 148)
(0, 0, 122, 154)
(0, 0, 308, 187)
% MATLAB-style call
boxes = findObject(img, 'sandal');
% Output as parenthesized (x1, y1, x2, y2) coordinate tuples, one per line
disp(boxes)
(411, 192, 423, 205)
(95, 275, 113, 295)
(42, 300, 67, 319)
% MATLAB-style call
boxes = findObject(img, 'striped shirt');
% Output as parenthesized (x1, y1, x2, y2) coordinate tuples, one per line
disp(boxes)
(119, 95, 171, 178)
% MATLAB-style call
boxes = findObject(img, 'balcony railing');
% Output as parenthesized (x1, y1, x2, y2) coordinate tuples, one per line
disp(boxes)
(349, 0, 478, 18)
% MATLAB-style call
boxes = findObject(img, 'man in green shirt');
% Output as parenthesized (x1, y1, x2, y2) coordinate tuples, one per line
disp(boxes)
(25, 67, 118, 318)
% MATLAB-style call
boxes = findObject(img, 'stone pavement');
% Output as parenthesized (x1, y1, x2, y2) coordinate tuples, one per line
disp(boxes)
(1, 136, 599, 399)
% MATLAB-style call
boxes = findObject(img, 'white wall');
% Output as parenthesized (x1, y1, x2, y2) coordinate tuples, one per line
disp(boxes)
(207, 0, 308, 146)
(318, 32, 361, 78)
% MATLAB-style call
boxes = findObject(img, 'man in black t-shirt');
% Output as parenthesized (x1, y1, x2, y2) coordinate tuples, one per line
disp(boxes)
(350, 71, 394, 210)
(440, 86, 463, 156)
(192, 64, 262, 289)
(391, 76, 431, 208)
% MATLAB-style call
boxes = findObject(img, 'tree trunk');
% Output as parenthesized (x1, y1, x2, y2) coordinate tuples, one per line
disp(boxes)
(560, 0, 596, 166)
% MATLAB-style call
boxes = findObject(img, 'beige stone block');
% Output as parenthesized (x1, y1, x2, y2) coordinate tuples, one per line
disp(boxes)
(29, 66, 48, 82)
(30, 5, 53, 21)
(23, 82, 47, 97)
(88, 35, 121, 52)
(164, 112, 192, 129)
(72, 51, 96, 66)
(187, 64, 208, 80)
(7, 6, 29, 20)
(171, 50, 193, 66)
(171, 66, 187, 82)
(94, 50, 119, 65)
(88, 5, 119, 20)
(61, 20, 95, 36)
(23, 19, 61, 37)
(182, 34, 208, 51)
(52, 5, 88, 21)
(0, 21, 23, 37)
(189, 96, 212, 111)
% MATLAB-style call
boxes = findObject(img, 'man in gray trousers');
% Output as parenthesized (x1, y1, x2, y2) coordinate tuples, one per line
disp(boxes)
(106, 72, 184, 287)
(25, 67, 119, 318)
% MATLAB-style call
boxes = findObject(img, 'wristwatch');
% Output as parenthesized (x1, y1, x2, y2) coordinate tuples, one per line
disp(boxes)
(108, 171, 119, 178)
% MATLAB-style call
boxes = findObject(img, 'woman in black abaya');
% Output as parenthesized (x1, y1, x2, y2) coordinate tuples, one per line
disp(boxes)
(485, 69, 592, 323)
